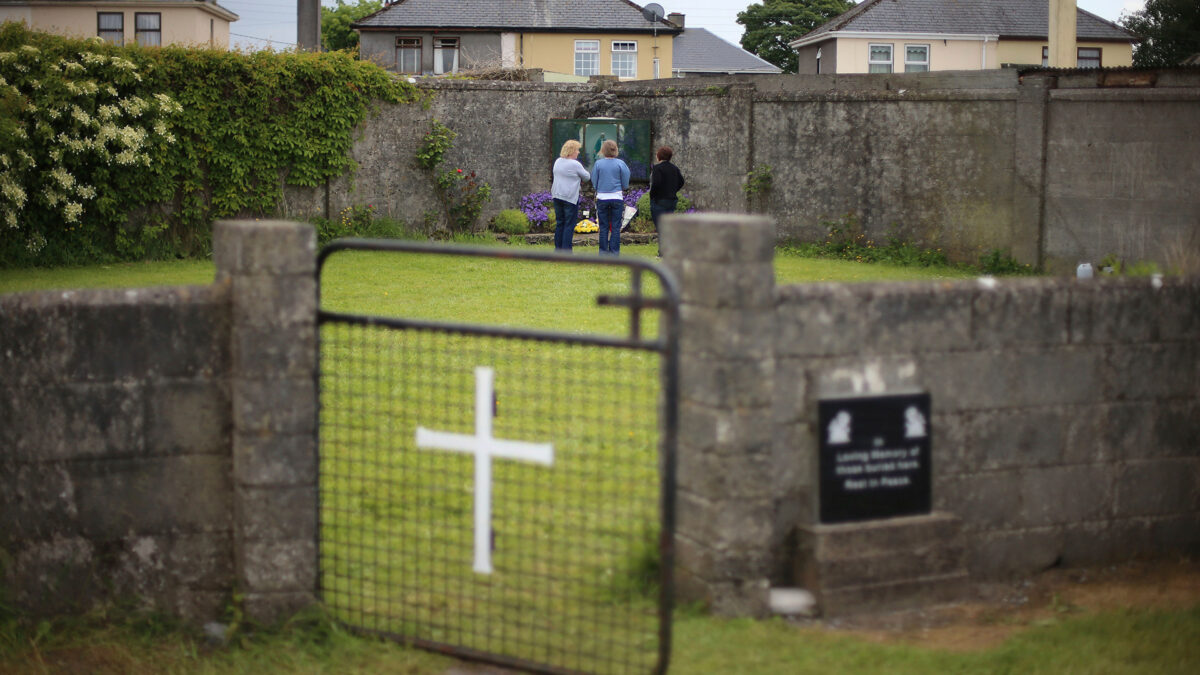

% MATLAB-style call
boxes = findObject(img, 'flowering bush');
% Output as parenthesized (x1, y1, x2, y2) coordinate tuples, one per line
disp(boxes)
(417, 119, 492, 234)
(518, 190, 554, 230)
(0, 36, 181, 262)
(0, 23, 422, 267)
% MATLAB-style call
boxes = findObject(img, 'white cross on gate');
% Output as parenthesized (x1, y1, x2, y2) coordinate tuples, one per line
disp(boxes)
(415, 367, 554, 574)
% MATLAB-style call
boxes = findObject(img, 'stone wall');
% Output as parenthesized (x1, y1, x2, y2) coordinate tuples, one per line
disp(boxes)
(0, 220, 318, 624)
(283, 69, 1200, 273)
(662, 213, 1200, 616)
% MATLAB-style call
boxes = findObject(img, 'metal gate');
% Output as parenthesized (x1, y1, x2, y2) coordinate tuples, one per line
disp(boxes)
(315, 240, 679, 675)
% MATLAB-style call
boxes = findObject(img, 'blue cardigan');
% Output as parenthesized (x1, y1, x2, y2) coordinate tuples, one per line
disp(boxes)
(592, 157, 630, 196)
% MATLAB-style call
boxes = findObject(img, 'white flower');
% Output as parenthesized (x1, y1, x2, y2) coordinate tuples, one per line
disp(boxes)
(26, 232, 46, 254)
(115, 149, 137, 165)
(63, 201, 83, 223)
(153, 93, 182, 114)
(18, 45, 39, 56)
(1, 178, 27, 208)
(105, 86, 118, 97)
(76, 184, 96, 200)
(4, 210, 16, 228)
(43, 188, 62, 206)
(97, 104, 120, 121)
(50, 167, 75, 190)
(0, 52, 14, 64)
(70, 105, 92, 126)
(80, 52, 108, 66)
(120, 96, 148, 117)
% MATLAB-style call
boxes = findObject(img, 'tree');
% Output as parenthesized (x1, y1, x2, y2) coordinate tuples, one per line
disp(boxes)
(738, 0, 854, 73)
(1121, 0, 1200, 67)
(321, 0, 383, 53)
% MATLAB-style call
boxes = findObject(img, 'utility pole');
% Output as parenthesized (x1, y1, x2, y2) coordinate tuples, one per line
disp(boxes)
(298, 0, 321, 51)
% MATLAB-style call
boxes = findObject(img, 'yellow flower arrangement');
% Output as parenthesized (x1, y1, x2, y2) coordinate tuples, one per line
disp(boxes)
(574, 219, 598, 233)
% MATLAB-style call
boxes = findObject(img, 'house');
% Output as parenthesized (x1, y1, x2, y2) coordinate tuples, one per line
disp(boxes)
(352, 0, 681, 81)
(0, 1, 238, 48)
(669, 13, 781, 78)
(789, 0, 1137, 75)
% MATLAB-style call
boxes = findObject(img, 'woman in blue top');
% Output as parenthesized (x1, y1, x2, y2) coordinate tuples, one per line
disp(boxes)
(591, 139, 630, 255)
(551, 139, 590, 252)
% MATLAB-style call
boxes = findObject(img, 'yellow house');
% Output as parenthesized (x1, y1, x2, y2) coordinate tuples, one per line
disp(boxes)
(352, 0, 680, 81)
(790, 0, 1137, 74)
(0, 0, 238, 49)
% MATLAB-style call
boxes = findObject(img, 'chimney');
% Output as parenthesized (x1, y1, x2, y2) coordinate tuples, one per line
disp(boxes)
(667, 12, 684, 29)
(1047, 0, 1076, 67)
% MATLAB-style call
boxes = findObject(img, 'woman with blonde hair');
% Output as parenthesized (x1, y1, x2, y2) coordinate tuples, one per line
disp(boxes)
(591, 139, 630, 255)
(551, 139, 590, 251)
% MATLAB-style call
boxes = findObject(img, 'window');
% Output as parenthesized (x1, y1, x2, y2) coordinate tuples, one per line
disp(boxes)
(816, 47, 822, 74)
(575, 40, 599, 76)
(434, 37, 459, 74)
(1042, 46, 1103, 68)
(612, 41, 637, 78)
(97, 12, 123, 45)
(396, 37, 421, 73)
(868, 43, 893, 73)
(653, 57, 660, 79)
(1077, 47, 1102, 68)
(905, 44, 929, 72)
(135, 13, 160, 47)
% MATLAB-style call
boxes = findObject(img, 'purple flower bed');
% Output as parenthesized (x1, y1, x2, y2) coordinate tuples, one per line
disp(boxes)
(518, 191, 553, 229)
(518, 186, 653, 230)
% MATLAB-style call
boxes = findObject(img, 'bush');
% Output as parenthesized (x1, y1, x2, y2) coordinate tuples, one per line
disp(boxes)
(0, 23, 422, 267)
(312, 204, 413, 245)
(634, 190, 694, 227)
(980, 248, 1035, 276)
(781, 215, 949, 268)
(491, 209, 530, 235)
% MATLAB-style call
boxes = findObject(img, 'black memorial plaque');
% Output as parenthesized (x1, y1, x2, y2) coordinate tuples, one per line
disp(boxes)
(818, 394, 931, 524)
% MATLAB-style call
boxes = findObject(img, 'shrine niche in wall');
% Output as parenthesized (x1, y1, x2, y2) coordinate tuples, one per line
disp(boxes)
(550, 119, 653, 182)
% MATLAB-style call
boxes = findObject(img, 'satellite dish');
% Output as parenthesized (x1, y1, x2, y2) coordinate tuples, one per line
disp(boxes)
(642, 3, 665, 23)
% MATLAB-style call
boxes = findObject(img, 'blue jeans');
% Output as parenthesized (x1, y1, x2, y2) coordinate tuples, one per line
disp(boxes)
(650, 198, 676, 256)
(597, 199, 624, 254)
(553, 198, 578, 251)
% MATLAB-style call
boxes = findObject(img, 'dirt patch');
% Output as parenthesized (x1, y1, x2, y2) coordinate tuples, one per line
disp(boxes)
(792, 557, 1200, 651)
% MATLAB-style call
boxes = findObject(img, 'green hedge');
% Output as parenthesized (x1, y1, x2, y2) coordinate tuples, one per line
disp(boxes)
(0, 23, 422, 267)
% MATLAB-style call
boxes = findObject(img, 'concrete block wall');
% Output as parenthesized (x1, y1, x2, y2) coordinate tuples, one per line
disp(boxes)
(0, 220, 319, 625)
(664, 214, 1200, 614)
(0, 285, 234, 621)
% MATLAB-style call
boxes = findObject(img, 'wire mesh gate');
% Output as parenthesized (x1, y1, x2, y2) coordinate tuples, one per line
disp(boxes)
(316, 240, 679, 675)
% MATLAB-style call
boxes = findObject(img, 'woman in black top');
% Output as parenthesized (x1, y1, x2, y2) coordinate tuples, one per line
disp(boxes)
(649, 146, 684, 256)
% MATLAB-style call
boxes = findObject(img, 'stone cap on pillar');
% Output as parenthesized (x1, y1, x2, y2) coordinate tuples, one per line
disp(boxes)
(214, 220, 316, 278)
(660, 213, 775, 264)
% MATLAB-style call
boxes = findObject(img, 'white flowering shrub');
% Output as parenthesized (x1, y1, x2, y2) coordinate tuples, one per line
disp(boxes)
(0, 31, 182, 263)
(1, 22, 420, 266)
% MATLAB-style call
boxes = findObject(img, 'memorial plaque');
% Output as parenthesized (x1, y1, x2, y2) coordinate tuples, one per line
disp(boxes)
(818, 394, 931, 524)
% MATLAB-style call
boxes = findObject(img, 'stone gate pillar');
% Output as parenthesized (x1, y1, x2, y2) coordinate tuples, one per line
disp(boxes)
(660, 213, 777, 616)
(214, 220, 318, 623)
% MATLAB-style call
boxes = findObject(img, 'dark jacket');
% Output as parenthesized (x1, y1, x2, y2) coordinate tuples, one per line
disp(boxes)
(649, 161, 684, 200)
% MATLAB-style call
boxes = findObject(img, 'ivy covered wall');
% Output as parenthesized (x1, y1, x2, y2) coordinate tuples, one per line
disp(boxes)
(0, 23, 422, 267)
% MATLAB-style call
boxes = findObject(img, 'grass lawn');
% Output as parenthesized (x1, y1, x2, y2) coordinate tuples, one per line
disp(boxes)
(7, 242, 1194, 674)
(0, 243, 979, 298)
